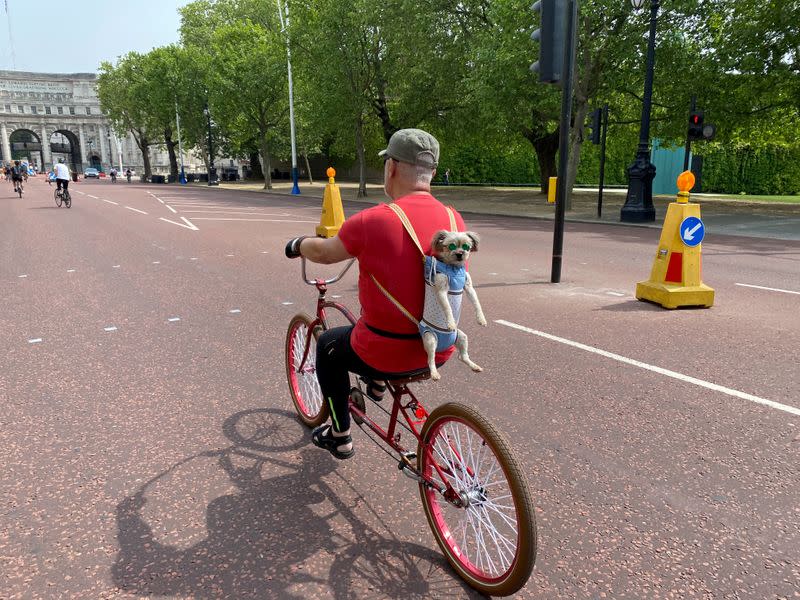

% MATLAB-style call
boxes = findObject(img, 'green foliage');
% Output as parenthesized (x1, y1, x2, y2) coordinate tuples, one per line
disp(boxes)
(699, 144, 800, 195)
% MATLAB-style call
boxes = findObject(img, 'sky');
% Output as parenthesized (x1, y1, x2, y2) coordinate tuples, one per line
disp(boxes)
(0, 0, 192, 74)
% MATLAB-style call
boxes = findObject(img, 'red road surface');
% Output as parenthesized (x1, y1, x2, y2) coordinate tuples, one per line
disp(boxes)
(1, 177, 798, 598)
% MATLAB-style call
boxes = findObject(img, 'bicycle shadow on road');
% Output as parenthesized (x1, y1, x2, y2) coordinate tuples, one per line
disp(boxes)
(112, 408, 484, 599)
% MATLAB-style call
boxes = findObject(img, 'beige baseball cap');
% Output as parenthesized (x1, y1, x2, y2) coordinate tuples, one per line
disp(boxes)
(378, 128, 439, 168)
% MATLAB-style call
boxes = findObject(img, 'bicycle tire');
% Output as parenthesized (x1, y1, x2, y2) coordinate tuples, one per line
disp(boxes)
(417, 402, 537, 597)
(64, 192, 71, 208)
(17, 185, 22, 198)
(54, 189, 62, 207)
(285, 313, 328, 427)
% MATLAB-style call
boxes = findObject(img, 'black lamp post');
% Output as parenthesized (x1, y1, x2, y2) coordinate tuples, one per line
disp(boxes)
(203, 101, 218, 186)
(620, 0, 659, 223)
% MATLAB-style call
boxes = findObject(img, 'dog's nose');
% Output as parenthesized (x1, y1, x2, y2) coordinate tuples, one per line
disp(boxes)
(455, 252, 464, 260)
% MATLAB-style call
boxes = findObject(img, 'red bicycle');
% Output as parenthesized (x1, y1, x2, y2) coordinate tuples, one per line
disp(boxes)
(285, 258, 537, 596)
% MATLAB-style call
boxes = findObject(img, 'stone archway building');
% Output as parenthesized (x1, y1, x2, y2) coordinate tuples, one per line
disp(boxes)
(0, 70, 194, 175)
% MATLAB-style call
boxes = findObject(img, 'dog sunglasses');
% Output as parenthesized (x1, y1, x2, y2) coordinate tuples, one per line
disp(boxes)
(448, 243, 471, 251)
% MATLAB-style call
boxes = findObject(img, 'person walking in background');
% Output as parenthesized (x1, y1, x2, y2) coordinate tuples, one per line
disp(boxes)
(444, 168, 451, 185)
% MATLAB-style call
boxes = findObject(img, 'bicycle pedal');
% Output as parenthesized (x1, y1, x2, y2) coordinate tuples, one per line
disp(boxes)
(400, 451, 417, 463)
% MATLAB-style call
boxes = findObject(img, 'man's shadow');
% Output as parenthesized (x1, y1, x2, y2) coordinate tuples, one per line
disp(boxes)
(112, 408, 483, 599)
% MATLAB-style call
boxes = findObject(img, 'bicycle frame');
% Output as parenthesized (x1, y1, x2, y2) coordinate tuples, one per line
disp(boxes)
(296, 258, 468, 504)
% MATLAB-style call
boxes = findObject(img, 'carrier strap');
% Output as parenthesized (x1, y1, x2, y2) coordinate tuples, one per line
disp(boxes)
(368, 203, 459, 329)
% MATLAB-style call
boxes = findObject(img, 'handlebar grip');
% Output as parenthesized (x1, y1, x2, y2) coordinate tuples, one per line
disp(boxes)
(285, 236, 307, 259)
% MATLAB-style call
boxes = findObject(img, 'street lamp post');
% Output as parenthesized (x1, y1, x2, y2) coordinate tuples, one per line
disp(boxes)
(620, 0, 659, 223)
(276, 0, 300, 195)
(204, 101, 218, 186)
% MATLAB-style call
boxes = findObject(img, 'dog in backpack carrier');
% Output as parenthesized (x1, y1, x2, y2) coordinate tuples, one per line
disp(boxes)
(421, 230, 487, 380)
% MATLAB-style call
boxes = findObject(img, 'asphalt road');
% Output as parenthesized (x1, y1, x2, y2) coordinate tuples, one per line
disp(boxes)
(2, 177, 798, 599)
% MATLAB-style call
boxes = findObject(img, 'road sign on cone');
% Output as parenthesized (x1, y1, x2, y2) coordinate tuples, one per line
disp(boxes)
(316, 167, 345, 238)
(635, 171, 715, 309)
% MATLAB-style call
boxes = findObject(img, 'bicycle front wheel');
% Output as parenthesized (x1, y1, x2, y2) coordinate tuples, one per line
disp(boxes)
(417, 402, 537, 597)
(54, 189, 62, 207)
(285, 313, 328, 427)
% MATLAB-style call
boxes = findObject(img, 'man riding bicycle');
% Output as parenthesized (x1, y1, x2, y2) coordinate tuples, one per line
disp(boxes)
(11, 161, 25, 194)
(54, 159, 71, 196)
(285, 129, 467, 460)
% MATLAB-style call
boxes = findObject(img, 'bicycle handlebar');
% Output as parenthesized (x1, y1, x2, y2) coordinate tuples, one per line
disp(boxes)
(301, 257, 356, 286)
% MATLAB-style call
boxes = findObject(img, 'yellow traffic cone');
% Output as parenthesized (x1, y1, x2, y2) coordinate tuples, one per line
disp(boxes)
(635, 171, 715, 309)
(316, 167, 345, 238)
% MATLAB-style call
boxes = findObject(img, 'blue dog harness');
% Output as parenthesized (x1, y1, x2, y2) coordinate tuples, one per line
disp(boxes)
(419, 256, 466, 351)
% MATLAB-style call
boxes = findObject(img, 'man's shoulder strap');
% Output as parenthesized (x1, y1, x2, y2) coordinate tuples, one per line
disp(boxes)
(387, 202, 458, 258)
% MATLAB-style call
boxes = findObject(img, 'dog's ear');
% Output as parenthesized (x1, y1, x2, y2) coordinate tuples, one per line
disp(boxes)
(466, 232, 480, 252)
(431, 230, 449, 250)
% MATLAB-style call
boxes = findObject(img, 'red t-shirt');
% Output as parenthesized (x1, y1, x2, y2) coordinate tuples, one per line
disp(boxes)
(338, 192, 467, 373)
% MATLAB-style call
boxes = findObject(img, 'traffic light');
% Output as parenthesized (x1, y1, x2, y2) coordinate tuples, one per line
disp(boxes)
(588, 108, 602, 145)
(688, 110, 704, 141)
(530, 0, 568, 85)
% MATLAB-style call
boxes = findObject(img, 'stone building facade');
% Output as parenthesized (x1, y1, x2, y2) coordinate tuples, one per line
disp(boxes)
(0, 70, 205, 175)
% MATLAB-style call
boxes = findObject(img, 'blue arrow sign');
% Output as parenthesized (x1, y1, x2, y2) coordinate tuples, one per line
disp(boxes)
(680, 216, 705, 247)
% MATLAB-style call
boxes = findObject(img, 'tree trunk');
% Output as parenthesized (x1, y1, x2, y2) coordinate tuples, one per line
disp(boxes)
(249, 150, 264, 180)
(164, 126, 178, 179)
(131, 129, 152, 179)
(355, 116, 367, 198)
(565, 102, 590, 211)
(525, 129, 559, 194)
(258, 131, 272, 190)
(303, 152, 313, 184)
(373, 72, 397, 143)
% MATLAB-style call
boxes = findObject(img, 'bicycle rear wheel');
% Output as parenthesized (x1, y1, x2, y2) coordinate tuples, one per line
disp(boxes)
(417, 402, 536, 597)
(285, 313, 328, 427)
(17, 184, 22, 198)
(54, 189, 62, 207)
(64, 191, 71, 208)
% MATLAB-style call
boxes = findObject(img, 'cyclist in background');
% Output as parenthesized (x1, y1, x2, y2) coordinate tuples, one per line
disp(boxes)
(11, 161, 24, 194)
(54, 159, 71, 196)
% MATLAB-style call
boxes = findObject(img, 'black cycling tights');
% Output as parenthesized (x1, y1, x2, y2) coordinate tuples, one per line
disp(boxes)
(315, 326, 392, 433)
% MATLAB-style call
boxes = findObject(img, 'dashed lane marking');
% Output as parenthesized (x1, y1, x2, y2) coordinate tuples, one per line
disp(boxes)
(167, 317, 181, 322)
(67, 269, 76, 273)
(496, 319, 800, 418)
(125, 206, 149, 215)
(606, 291, 626, 297)
(87, 194, 98, 199)
(112, 265, 121, 268)
(735, 283, 800, 296)
(229, 309, 241, 314)
(104, 326, 118, 332)
(28, 338, 43, 344)
(165, 204, 177, 213)
(281, 302, 293, 306)
(190, 257, 198, 261)
(152, 261, 161, 264)
(18, 274, 28, 278)
(102, 198, 119, 205)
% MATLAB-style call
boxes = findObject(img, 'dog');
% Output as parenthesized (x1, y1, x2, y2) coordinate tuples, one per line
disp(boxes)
(420, 230, 487, 380)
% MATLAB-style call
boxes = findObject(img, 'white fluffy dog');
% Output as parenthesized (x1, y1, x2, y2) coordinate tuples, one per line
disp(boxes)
(420, 230, 487, 380)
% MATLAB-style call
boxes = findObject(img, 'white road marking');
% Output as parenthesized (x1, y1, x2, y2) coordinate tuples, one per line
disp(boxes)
(606, 291, 626, 297)
(489, 272, 498, 275)
(178, 210, 291, 216)
(125, 206, 148, 215)
(735, 283, 800, 296)
(229, 309, 241, 314)
(76, 191, 86, 195)
(152, 261, 161, 264)
(281, 301, 293, 306)
(102, 198, 119, 205)
(112, 265, 121, 268)
(87, 194, 98, 199)
(261, 251, 269, 254)
(159, 216, 199, 231)
(167, 317, 181, 322)
(190, 257, 198, 261)
(331, 295, 342, 299)
(18, 274, 28, 278)
(226, 254, 235, 257)
(165, 204, 177, 214)
(496, 319, 800, 417)
(28, 338, 43, 344)
(67, 269, 76, 273)
(190, 217, 317, 223)
(104, 326, 118, 332)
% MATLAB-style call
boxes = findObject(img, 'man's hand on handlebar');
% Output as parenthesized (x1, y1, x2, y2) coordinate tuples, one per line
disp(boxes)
(285, 236, 308, 259)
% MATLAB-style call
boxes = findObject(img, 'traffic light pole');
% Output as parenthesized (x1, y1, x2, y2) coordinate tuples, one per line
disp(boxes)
(550, 0, 578, 283)
(683, 94, 696, 171)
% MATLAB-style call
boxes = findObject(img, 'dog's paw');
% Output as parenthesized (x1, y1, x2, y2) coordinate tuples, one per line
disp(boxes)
(446, 319, 458, 331)
(430, 369, 442, 381)
(477, 315, 487, 327)
(471, 364, 483, 373)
